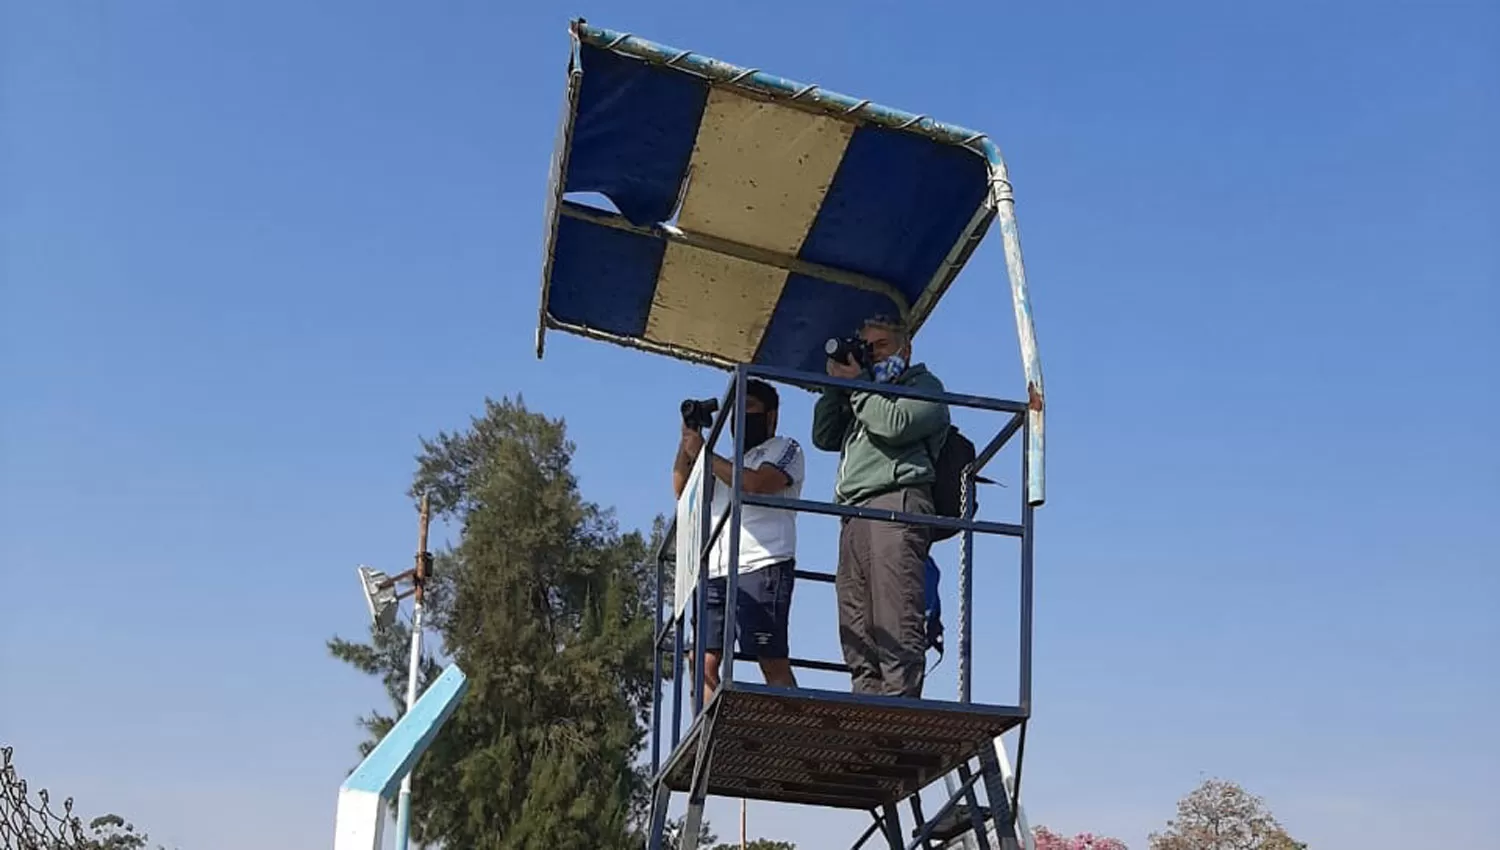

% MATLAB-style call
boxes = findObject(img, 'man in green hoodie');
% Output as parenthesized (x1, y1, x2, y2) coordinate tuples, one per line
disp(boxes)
(812, 315, 949, 698)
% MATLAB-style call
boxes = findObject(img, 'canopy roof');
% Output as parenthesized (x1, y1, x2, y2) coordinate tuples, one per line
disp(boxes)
(534, 20, 1047, 506)
(537, 21, 1006, 373)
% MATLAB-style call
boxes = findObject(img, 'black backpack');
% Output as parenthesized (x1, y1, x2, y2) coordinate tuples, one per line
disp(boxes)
(929, 425, 979, 542)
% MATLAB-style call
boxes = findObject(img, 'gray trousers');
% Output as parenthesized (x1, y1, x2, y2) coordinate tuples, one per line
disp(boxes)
(836, 487, 932, 698)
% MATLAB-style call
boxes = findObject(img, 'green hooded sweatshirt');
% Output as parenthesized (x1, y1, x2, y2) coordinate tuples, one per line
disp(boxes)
(811, 362, 951, 506)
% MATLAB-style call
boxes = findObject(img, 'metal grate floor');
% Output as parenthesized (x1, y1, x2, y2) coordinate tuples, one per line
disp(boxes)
(661, 685, 1025, 810)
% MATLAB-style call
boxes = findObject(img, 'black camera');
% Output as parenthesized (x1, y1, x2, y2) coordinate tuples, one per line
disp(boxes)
(680, 397, 718, 430)
(825, 335, 874, 368)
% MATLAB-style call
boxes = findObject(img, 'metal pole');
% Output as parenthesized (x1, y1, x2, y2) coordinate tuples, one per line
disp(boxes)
(722, 367, 747, 689)
(394, 494, 431, 850)
(651, 548, 665, 776)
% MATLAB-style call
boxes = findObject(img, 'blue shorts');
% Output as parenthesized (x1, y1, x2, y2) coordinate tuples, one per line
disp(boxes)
(693, 559, 795, 659)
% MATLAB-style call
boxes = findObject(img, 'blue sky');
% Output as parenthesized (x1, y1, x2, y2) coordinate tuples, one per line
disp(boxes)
(2, 2, 1495, 849)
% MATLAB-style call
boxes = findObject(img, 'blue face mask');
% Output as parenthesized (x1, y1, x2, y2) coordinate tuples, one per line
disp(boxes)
(872, 354, 907, 384)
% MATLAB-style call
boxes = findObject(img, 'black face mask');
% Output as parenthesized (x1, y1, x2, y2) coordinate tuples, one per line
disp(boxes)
(734, 412, 771, 450)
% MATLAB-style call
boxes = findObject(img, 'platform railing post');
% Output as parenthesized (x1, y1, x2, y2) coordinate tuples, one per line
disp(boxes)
(652, 548, 665, 775)
(672, 607, 685, 749)
(693, 448, 715, 715)
(721, 366, 748, 689)
(1018, 421, 1034, 712)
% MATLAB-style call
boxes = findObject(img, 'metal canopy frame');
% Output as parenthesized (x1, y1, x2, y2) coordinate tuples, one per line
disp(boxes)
(645, 364, 1035, 850)
(536, 18, 1046, 507)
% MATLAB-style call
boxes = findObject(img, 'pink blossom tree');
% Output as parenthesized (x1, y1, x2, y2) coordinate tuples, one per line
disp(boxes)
(1034, 825, 1130, 850)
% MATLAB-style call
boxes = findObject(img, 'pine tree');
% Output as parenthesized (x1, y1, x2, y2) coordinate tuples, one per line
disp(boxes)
(329, 397, 661, 849)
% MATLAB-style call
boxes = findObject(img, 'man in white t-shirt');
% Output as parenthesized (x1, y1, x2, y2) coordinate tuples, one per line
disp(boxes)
(673, 379, 804, 703)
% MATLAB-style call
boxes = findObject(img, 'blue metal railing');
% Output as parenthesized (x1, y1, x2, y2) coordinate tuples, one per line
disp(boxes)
(648, 362, 1037, 779)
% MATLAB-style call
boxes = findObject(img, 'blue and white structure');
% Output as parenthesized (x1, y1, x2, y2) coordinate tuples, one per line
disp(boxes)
(537, 20, 1048, 850)
(333, 664, 468, 850)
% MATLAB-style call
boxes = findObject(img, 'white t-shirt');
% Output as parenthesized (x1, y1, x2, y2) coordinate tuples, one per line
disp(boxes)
(706, 435, 804, 579)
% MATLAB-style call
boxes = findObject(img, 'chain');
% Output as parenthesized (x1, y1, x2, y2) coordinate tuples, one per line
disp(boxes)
(956, 464, 974, 703)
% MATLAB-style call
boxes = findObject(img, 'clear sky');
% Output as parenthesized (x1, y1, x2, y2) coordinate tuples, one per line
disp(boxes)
(2, 2, 1495, 849)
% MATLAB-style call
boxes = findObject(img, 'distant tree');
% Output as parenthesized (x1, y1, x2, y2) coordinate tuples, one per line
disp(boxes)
(328, 397, 662, 849)
(1034, 825, 1129, 850)
(80, 815, 160, 850)
(663, 816, 716, 849)
(709, 840, 796, 850)
(1148, 779, 1305, 850)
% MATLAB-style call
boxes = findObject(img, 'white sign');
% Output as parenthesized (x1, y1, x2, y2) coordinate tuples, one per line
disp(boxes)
(674, 450, 707, 621)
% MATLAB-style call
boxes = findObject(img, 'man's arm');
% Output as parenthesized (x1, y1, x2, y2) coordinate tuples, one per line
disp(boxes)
(708, 455, 791, 494)
(811, 388, 854, 451)
(707, 437, 801, 494)
(849, 390, 949, 444)
(672, 427, 704, 498)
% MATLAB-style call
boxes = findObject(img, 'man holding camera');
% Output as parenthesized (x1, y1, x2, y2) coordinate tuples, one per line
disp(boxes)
(812, 315, 950, 699)
(673, 379, 803, 703)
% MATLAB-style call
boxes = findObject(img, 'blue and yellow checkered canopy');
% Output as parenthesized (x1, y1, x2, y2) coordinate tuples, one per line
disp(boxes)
(537, 23, 1004, 374)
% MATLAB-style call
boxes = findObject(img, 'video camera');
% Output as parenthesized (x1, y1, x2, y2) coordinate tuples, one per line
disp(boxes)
(680, 397, 719, 430)
(825, 335, 874, 368)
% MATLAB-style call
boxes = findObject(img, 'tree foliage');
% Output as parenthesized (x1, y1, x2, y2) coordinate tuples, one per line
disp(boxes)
(1034, 825, 1129, 850)
(1148, 779, 1305, 850)
(80, 815, 164, 850)
(662, 816, 715, 850)
(709, 840, 796, 850)
(329, 397, 661, 849)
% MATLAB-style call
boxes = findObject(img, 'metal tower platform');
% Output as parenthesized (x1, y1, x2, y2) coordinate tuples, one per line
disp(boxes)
(533, 19, 1047, 850)
(639, 358, 1038, 850)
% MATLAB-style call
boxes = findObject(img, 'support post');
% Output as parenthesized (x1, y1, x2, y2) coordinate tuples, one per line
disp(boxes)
(880, 803, 904, 850)
(909, 793, 935, 850)
(956, 763, 993, 850)
(679, 703, 720, 850)
(976, 747, 1021, 850)
(646, 783, 673, 850)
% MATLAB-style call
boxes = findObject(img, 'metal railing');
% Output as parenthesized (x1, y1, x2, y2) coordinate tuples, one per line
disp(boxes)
(648, 362, 1037, 777)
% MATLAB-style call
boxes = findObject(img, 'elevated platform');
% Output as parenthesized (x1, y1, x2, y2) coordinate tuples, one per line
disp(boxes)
(660, 684, 1025, 811)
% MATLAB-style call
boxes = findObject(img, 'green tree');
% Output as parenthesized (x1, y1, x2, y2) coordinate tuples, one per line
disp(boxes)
(664, 816, 716, 850)
(328, 397, 661, 850)
(1148, 779, 1305, 850)
(709, 840, 796, 850)
(81, 815, 158, 850)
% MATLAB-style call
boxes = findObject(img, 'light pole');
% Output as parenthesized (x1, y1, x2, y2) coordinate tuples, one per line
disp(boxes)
(354, 494, 433, 850)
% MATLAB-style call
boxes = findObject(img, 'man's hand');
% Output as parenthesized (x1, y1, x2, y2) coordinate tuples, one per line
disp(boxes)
(827, 354, 862, 380)
(681, 423, 705, 458)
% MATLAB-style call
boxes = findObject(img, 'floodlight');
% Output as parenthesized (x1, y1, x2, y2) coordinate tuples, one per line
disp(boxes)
(357, 564, 399, 629)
